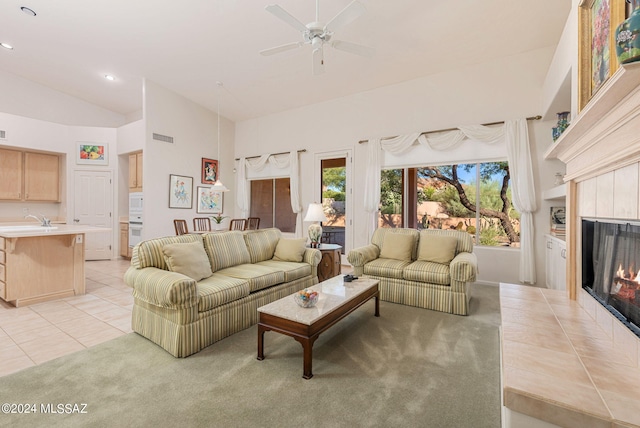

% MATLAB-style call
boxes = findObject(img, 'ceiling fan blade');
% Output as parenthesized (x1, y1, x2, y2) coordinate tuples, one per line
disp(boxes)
(260, 42, 303, 56)
(313, 46, 325, 75)
(324, 0, 366, 33)
(331, 40, 374, 57)
(265, 4, 308, 33)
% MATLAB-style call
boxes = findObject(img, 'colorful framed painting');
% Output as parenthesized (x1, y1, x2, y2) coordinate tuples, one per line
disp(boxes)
(76, 143, 108, 165)
(578, 0, 626, 111)
(201, 158, 218, 184)
(196, 186, 223, 214)
(169, 174, 193, 209)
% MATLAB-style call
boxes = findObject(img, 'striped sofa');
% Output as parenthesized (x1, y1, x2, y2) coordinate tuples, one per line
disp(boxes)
(124, 228, 321, 357)
(347, 228, 477, 315)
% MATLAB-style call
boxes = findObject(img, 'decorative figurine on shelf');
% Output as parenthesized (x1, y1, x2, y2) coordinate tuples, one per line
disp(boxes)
(615, 0, 640, 65)
(552, 111, 571, 142)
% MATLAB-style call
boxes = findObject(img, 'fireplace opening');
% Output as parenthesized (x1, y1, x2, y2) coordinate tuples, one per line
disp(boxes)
(582, 219, 640, 338)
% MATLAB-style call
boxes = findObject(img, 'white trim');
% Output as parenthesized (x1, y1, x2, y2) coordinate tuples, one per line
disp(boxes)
(314, 149, 353, 263)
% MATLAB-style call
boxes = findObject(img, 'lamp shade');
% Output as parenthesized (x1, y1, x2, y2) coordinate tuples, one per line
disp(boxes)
(303, 203, 327, 223)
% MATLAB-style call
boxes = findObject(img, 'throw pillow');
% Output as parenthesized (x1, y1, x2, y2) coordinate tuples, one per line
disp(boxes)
(163, 241, 213, 281)
(379, 233, 414, 261)
(418, 235, 458, 265)
(273, 238, 307, 262)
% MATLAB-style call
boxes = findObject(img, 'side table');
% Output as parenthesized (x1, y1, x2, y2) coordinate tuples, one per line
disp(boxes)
(311, 243, 342, 282)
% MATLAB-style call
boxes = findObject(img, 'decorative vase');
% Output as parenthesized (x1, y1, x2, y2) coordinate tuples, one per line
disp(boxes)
(615, 0, 640, 65)
(552, 112, 570, 142)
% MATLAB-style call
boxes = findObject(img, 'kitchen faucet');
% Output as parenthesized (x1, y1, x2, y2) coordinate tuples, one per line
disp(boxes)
(24, 213, 52, 227)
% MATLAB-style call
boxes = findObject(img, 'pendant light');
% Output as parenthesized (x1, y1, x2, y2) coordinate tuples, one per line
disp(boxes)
(211, 81, 229, 192)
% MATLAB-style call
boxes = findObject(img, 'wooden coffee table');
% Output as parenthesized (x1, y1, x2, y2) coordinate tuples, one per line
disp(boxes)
(257, 276, 379, 379)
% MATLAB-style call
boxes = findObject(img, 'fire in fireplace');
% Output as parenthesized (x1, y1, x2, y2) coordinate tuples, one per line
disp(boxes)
(582, 219, 640, 338)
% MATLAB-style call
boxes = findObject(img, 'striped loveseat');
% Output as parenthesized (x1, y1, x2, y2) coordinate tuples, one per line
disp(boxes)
(124, 228, 321, 357)
(347, 228, 477, 315)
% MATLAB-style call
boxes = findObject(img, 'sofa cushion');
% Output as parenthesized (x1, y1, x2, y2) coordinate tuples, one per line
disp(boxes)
(243, 228, 282, 263)
(216, 264, 285, 293)
(372, 228, 419, 260)
(380, 233, 414, 261)
(418, 235, 457, 265)
(364, 258, 410, 279)
(273, 238, 306, 262)
(202, 231, 251, 272)
(133, 234, 202, 270)
(196, 273, 250, 312)
(403, 260, 451, 285)
(258, 260, 311, 282)
(163, 241, 213, 281)
(419, 229, 474, 254)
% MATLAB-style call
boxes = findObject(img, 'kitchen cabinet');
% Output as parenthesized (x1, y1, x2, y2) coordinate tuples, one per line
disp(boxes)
(120, 222, 131, 258)
(545, 235, 566, 291)
(128, 151, 143, 192)
(0, 225, 106, 307)
(0, 148, 60, 202)
(315, 244, 342, 282)
(0, 148, 22, 200)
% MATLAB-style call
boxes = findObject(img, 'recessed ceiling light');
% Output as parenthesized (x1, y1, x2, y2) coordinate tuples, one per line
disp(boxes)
(20, 7, 36, 17)
(104, 74, 116, 81)
(0, 43, 13, 50)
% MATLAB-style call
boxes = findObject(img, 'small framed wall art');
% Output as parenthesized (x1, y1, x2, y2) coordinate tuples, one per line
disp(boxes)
(201, 158, 218, 184)
(169, 174, 193, 209)
(196, 186, 223, 214)
(77, 143, 108, 165)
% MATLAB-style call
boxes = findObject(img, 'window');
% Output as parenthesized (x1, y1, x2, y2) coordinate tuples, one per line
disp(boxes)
(379, 161, 520, 247)
(250, 178, 296, 233)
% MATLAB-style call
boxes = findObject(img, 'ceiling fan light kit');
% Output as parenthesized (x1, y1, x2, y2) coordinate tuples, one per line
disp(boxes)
(261, 0, 373, 75)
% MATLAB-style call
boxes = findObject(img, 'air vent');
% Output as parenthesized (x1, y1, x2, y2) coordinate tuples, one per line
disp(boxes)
(0, 130, 5, 140)
(153, 133, 173, 144)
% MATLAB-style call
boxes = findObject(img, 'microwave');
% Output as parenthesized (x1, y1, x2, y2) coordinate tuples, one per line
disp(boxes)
(129, 192, 143, 216)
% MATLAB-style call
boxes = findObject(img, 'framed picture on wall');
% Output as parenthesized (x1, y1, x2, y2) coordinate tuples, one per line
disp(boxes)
(76, 142, 108, 165)
(169, 174, 193, 209)
(201, 158, 218, 184)
(196, 186, 223, 214)
(578, 0, 626, 112)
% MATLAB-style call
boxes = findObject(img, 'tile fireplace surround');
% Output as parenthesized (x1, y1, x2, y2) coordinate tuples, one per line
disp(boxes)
(501, 62, 640, 427)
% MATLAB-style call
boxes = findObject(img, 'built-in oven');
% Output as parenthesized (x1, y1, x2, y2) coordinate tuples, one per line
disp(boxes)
(129, 192, 143, 247)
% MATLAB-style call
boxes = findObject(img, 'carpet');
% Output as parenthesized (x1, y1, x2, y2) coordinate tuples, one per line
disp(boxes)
(0, 284, 501, 428)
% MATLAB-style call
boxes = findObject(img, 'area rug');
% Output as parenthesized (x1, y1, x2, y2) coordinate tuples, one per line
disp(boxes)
(0, 284, 501, 428)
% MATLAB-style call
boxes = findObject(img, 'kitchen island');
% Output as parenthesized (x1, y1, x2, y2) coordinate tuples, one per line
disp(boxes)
(0, 224, 110, 307)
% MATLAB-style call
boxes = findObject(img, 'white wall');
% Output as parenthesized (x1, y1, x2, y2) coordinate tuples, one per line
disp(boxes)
(236, 46, 562, 286)
(142, 80, 235, 238)
(0, 69, 127, 128)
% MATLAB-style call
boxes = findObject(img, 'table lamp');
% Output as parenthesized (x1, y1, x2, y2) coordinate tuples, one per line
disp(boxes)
(303, 203, 328, 248)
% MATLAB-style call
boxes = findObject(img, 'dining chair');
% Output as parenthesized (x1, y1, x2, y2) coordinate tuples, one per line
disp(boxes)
(246, 217, 260, 230)
(229, 218, 247, 231)
(174, 219, 189, 235)
(193, 217, 212, 232)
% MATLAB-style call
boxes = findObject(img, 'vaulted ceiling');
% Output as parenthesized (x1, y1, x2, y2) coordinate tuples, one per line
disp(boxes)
(0, 0, 571, 122)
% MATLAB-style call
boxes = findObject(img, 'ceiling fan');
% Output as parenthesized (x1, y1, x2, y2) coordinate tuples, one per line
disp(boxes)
(260, 0, 374, 75)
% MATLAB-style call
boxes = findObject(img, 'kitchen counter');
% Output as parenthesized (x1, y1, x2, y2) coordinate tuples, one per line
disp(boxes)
(0, 224, 110, 307)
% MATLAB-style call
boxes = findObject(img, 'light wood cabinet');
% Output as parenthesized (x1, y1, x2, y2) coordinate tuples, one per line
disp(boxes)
(120, 222, 131, 258)
(128, 151, 143, 192)
(0, 148, 60, 202)
(0, 148, 23, 200)
(24, 152, 60, 201)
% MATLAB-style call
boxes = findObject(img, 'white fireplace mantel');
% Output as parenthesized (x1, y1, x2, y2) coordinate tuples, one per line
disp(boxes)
(545, 62, 640, 181)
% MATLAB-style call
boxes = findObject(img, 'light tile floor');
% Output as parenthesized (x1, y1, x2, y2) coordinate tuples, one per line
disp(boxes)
(0, 259, 353, 378)
(0, 259, 133, 377)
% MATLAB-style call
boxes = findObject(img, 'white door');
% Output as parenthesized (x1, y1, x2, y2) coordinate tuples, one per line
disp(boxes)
(74, 170, 113, 260)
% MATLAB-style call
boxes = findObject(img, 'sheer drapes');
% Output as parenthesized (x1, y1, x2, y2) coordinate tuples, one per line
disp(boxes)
(363, 118, 537, 284)
(236, 152, 303, 237)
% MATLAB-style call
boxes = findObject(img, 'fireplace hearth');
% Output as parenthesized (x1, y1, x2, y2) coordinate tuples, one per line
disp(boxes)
(582, 219, 640, 338)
